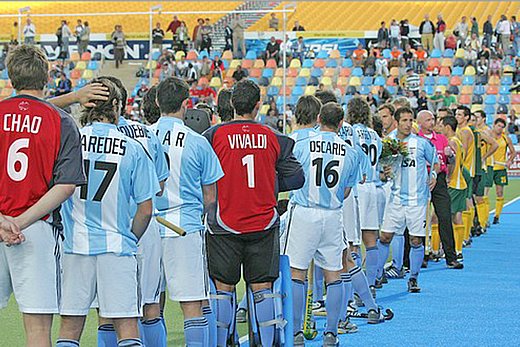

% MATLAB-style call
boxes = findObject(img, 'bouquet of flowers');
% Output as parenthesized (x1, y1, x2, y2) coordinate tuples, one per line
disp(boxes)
(379, 138, 409, 178)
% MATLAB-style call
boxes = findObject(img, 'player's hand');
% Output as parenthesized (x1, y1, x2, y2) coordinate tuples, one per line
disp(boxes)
(383, 165, 393, 178)
(0, 216, 25, 246)
(506, 160, 513, 169)
(444, 146, 454, 157)
(428, 177, 437, 191)
(75, 83, 110, 107)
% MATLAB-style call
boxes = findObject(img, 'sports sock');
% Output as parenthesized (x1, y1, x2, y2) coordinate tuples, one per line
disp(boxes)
(454, 224, 465, 254)
(431, 224, 440, 253)
(339, 273, 352, 321)
(56, 339, 79, 347)
(202, 306, 217, 347)
(391, 234, 405, 270)
(476, 201, 487, 229)
(253, 288, 275, 346)
(365, 246, 378, 286)
(470, 206, 476, 228)
(409, 243, 425, 279)
(313, 265, 324, 302)
(98, 324, 118, 347)
(324, 280, 344, 335)
(349, 266, 377, 311)
(496, 196, 505, 218)
(237, 293, 247, 311)
(141, 318, 166, 347)
(117, 338, 143, 347)
(462, 210, 471, 241)
(184, 317, 209, 346)
(376, 240, 390, 279)
(215, 290, 234, 346)
(350, 250, 362, 268)
(292, 279, 306, 333)
(483, 196, 490, 223)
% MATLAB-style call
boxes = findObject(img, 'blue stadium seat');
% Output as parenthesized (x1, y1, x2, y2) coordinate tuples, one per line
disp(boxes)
(289, 95, 299, 105)
(223, 60, 230, 69)
(499, 85, 511, 95)
(351, 67, 363, 77)
(262, 69, 274, 78)
(484, 95, 497, 105)
(292, 86, 304, 96)
(267, 86, 279, 97)
(374, 76, 386, 86)
(474, 85, 486, 95)
(431, 49, 442, 58)
(310, 68, 323, 78)
(452, 66, 463, 76)
(249, 77, 258, 85)
(326, 59, 337, 68)
(76, 78, 87, 88)
(382, 49, 391, 59)
(1, 70, 8, 80)
(342, 58, 353, 68)
(386, 85, 397, 94)
(302, 59, 314, 68)
(501, 76, 513, 85)
(245, 51, 257, 60)
(346, 86, 357, 95)
(198, 50, 210, 59)
(258, 77, 269, 87)
(424, 85, 434, 95)
(151, 51, 161, 60)
(276, 97, 285, 109)
(437, 76, 449, 86)
(484, 105, 496, 115)
(362, 76, 373, 86)
(462, 76, 475, 85)
(316, 50, 329, 59)
(87, 61, 98, 70)
(498, 95, 510, 105)
(443, 49, 454, 58)
(295, 77, 307, 86)
(308, 76, 319, 86)
(342, 94, 353, 104)
(210, 51, 220, 60)
(448, 85, 460, 95)
(360, 86, 371, 95)
(509, 134, 518, 145)
(424, 76, 436, 86)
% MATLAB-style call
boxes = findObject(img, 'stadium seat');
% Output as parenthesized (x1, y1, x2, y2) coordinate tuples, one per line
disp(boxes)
(443, 49, 455, 58)
(302, 59, 314, 68)
(292, 86, 304, 96)
(87, 61, 98, 70)
(304, 85, 317, 95)
(423, 76, 435, 86)
(346, 86, 357, 95)
(501, 76, 513, 85)
(209, 77, 222, 88)
(230, 60, 241, 69)
(222, 60, 230, 69)
(342, 94, 353, 104)
(323, 68, 336, 77)
(474, 85, 486, 96)
(342, 59, 353, 68)
(337, 76, 349, 86)
(389, 67, 399, 77)
(428, 58, 441, 70)
(339, 68, 351, 77)
(288, 68, 298, 77)
(279, 86, 291, 96)
(471, 104, 483, 113)
(290, 59, 302, 68)
(245, 51, 257, 60)
(198, 50, 209, 59)
(499, 86, 511, 95)
(437, 76, 449, 86)
(512, 94, 520, 104)
(462, 76, 475, 85)
(459, 94, 471, 104)
(210, 51, 220, 60)
(76, 79, 87, 88)
(386, 85, 397, 94)
(81, 52, 91, 61)
(484, 95, 497, 105)
(241, 60, 254, 69)
(308, 76, 319, 86)
(441, 58, 453, 67)
(259, 104, 270, 115)
(82, 69, 93, 79)
(295, 77, 307, 86)
(509, 134, 518, 145)
(248, 77, 258, 85)
(382, 49, 391, 59)
(362, 76, 373, 86)
(267, 86, 279, 97)
(253, 59, 265, 68)
(386, 77, 397, 86)
(439, 67, 451, 76)
(464, 65, 476, 76)
(222, 51, 233, 60)
(311, 68, 323, 78)
(258, 77, 270, 87)
(321, 76, 333, 87)
(461, 85, 473, 95)
(487, 85, 499, 95)
(249, 68, 261, 78)
(175, 51, 186, 60)
(453, 58, 465, 67)
(326, 59, 338, 68)
(316, 50, 329, 59)
(271, 77, 282, 87)
(349, 76, 361, 86)
(70, 69, 82, 79)
(454, 48, 465, 59)
(266, 59, 277, 68)
(452, 66, 463, 76)
(484, 105, 496, 115)
(498, 95, 510, 105)
(329, 50, 341, 59)
(75, 61, 87, 70)
(70, 52, 80, 61)
(0, 88, 12, 97)
(374, 76, 386, 86)
(488, 75, 500, 86)
(448, 85, 460, 95)
(299, 68, 311, 77)
(450, 76, 461, 86)
(424, 85, 435, 95)
(225, 69, 235, 78)
(360, 86, 371, 95)
(431, 49, 442, 58)
(262, 69, 274, 79)
(286, 77, 296, 87)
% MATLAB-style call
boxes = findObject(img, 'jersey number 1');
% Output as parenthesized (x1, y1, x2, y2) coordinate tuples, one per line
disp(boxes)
(242, 154, 255, 188)
(79, 160, 118, 201)
(312, 158, 340, 188)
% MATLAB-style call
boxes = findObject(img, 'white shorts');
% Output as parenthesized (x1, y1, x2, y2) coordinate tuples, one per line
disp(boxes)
(137, 218, 162, 305)
(283, 204, 345, 272)
(0, 221, 62, 314)
(381, 201, 428, 237)
(357, 182, 379, 231)
(61, 253, 141, 318)
(343, 192, 361, 246)
(162, 231, 209, 302)
(376, 185, 387, 227)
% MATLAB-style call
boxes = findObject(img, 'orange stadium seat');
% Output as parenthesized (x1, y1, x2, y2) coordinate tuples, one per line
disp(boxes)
(339, 68, 351, 77)
(81, 52, 91, 61)
(486, 86, 499, 95)
(324, 68, 336, 77)
(70, 69, 82, 79)
(279, 86, 291, 96)
(488, 76, 500, 86)
(314, 59, 326, 68)
(288, 68, 299, 77)
(337, 76, 349, 87)
(249, 68, 262, 78)
(461, 86, 473, 95)
(266, 59, 277, 68)
(70, 52, 80, 61)
(459, 95, 471, 105)
(329, 50, 341, 59)
(450, 76, 461, 86)
(241, 60, 254, 69)
(186, 51, 198, 60)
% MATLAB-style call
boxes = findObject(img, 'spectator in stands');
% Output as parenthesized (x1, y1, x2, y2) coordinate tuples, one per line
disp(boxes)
(390, 45, 401, 60)
(211, 55, 224, 78)
(200, 56, 212, 77)
(471, 17, 479, 38)
(417, 90, 428, 112)
(388, 51, 400, 71)
(511, 16, 520, 55)
(224, 20, 233, 51)
(292, 36, 307, 62)
(405, 67, 420, 96)
(415, 44, 427, 73)
(176, 21, 189, 53)
(498, 15, 511, 51)
(400, 19, 410, 49)
(489, 56, 502, 76)
(428, 87, 444, 113)
(364, 50, 377, 76)
(55, 72, 72, 96)
(185, 62, 198, 83)
(389, 19, 400, 49)
(111, 25, 126, 68)
(443, 90, 457, 108)
(402, 44, 416, 70)
(419, 14, 435, 52)
(23, 18, 36, 45)
(152, 22, 165, 49)
(366, 92, 378, 112)
(407, 90, 418, 112)
(476, 57, 488, 76)
(78, 21, 90, 55)
(378, 85, 391, 103)
(479, 42, 491, 61)
(136, 82, 149, 100)
(232, 14, 246, 58)
(434, 13, 446, 52)
(267, 100, 279, 118)
(352, 43, 367, 67)
(265, 36, 280, 64)
(483, 15, 494, 46)
(166, 15, 181, 42)
(292, 20, 305, 31)
(466, 33, 480, 64)
(445, 34, 457, 50)
(377, 21, 389, 48)
(200, 18, 213, 54)
(454, 16, 469, 48)
(160, 62, 174, 81)
(514, 57, 520, 83)
(196, 78, 217, 106)
(280, 34, 293, 63)
(193, 18, 204, 52)
(59, 20, 73, 60)
(75, 20, 84, 45)
(10, 22, 18, 45)
(265, 106, 279, 130)
(232, 64, 247, 82)
(176, 55, 189, 77)
(269, 13, 279, 31)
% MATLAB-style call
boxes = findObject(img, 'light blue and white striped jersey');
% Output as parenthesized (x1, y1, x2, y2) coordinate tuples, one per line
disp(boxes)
(62, 122, 157, 256)
(291, 131, 359, 209)
(151, 116, 224, 236)
(338, 121, 367, 197)
(353, 124, 382, 183)
(387, 132, 438, 206)
(290, 127, 319, 142)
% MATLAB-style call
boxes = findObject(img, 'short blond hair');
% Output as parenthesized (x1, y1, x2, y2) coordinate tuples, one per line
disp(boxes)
(6, 45, 48, 91)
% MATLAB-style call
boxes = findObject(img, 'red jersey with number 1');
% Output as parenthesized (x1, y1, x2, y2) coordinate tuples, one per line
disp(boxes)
(0, 95, 85, 221)
(204, 120, 304, 234)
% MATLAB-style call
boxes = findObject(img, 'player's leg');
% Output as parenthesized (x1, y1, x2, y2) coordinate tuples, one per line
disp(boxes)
(406, 204, 428, 293)
(312, 265, 325, 313)
(359, 183, 380, 287)
(494, 169, 507, 223)
(378, 201, 405, 283)
(449, 187, 467, 261)
(430, 213, 441, 258)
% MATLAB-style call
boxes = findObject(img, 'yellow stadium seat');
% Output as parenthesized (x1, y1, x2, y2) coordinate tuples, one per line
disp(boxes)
(286, 77, 296, 87)
(146, 60, 157, 70)
(75, 61, 87, 70)
(290, 59, 302, 68)
(222, 50, 233, 60)
(230, 60, 241, 69)
(471, 104, 483, 113)
(225, 69, 235, 78)
(82, 69, 94, 79)
(329, 50, 341, 59)
(371, 86, 379, 94)
(299, 68, 310, 77)
(260, 104, 270, 115)
(253, 59, 265, 68)
(441, 58, 453, 67)
(275, 68, 284, 77)
(461, 86, 473, 95)
(455, 49, 465, 59)
(321, 76, 332, 86)
(1, 88, 12, 97)
(260, 86, 267, 97)
(304, 86, 317, 95)
(324, 68, 336, 77)
(0, 80, 6, 88)
(504, 65, 515, 73)
(175, 51, 186, 61)
(349, 77, 361, 86)
(210, 77, 222, 88)
(70, 52, 80, 61)
(464, 66, 476, 76)
(390, 67, 399, 77)
(436, 85, 446, 93)
(271, 77, 282, 87)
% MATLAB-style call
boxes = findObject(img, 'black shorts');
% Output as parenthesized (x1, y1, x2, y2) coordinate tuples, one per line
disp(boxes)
(206, 227, 280, 286)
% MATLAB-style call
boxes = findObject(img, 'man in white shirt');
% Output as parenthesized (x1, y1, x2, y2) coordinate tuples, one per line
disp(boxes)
(23, 18, 36, 45)
(498, 15, 511, 51)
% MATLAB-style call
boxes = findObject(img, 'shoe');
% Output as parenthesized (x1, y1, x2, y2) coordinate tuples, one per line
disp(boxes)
(462, 239, 472, 248)
(323, 332, 339, 347)
(493, 216, 499, 224)
(369, 285, 377, 299)
(421, 259, 428, 268)
(374, 277, 383, 289)
(475, 226, 483, 236)
(367, 308, 385, 324)
(347, 300, 358, 314)
(338, 318, 358, 334)
(312, 300, 326, 313)
(385, 265, 405, 279)
(236, 308, 247, 323)
(456, 253, 464, 262)
(294, 331, 305, 346)
(407, 278, 421, 293)
(447, 260, 464, 269)
(429, 252, 441, 262)
(354, 293, 364, 307)
(381, 273, 388, 284)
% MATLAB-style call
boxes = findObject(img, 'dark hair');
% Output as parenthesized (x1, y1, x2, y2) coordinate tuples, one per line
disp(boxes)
(141, 85, 160, 124)
(6, 45, 48, 91)
(80, 78, 122, 126)
(474, 109, 486, 122)
(347, 97, 371, 126)
(231, 79, 260, 116)
(98, 75, 128, 116)
(495, 118, 506, 126)
(320, 102, 344, 129)
(394, 106, 414, 121)
(314, 90, 337, 104)
(456, 105, 471, 121)
(372, 114, 383, 137)
(156, 77, 190, 114)
(295, 95, 322, 126)
(217, 88, 234, 122)
(437, 106, 453, 117)
(441, 115, 458, 132)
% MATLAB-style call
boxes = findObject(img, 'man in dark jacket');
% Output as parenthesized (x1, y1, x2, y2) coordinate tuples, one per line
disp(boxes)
(377, 21, 389, 48)
(483, 15, 494, 46)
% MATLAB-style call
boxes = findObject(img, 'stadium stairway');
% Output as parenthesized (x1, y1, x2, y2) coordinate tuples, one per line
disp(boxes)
(97, 59, 144, 100)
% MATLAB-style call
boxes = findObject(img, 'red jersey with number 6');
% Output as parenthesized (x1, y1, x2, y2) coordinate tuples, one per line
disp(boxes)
(0, 95, 85, 221)
(203, 120, 304, 234)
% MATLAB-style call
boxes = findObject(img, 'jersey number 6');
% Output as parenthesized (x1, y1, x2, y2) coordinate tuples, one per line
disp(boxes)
(312, 158, 340, 188)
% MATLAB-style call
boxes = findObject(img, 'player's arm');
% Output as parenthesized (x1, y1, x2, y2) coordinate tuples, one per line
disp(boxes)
(0, 214, 24, 245)
(481, 129, 498, 163)
(460, 128, 472, 154)
(132, 199, 153, 239)
(446, 139, 457, 181)
(202, 183, 217, 215)
(49, 83, 109, 108)
(276, 134, 305, 192)
(506, 135, 517, 168)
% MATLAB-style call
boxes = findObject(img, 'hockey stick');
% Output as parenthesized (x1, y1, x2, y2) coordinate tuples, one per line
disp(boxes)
(303, 261, 317, 340)
(156, 216, 186, 236)
(424, 200, 432, 256)
(348, 308, 394, 321)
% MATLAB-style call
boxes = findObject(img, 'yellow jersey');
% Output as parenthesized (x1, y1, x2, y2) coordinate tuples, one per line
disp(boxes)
(479, 126, 494, 167)
(493, 133, 508, 170)
(457, 125, 475, 177)
(448, 136, 467, 190)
